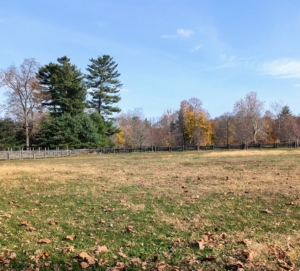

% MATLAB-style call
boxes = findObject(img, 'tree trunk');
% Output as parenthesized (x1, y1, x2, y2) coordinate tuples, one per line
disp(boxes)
(25, 117, 30, 150)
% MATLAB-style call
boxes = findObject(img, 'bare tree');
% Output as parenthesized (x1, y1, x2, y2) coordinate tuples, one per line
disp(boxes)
(214, 112, 235, 145)
(116, 108, 151, 148)
(233, 92, 265, 143)
(153, 109, 177, 146)
(0, 58, 42, 149)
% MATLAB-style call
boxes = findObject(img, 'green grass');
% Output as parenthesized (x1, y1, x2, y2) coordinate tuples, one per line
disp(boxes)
(0, 149, 300, 270)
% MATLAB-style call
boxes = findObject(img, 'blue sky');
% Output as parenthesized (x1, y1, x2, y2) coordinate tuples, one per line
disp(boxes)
(1, 0, 300, 118)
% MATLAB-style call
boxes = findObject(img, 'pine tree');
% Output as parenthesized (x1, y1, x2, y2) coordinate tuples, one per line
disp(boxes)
(86, 55, 122, 119)
(38, 56, 87, 117)
(37, 113, 102, 149)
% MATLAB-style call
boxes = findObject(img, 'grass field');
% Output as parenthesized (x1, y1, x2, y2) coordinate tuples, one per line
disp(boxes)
(0, 149, 300, 270)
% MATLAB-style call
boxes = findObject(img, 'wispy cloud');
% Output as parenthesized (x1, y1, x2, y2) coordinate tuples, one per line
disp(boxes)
(177, 28, 194, 38)
(190, 44, 203, 52)
(199, 54, 238, 71)
(260, 59, 300, 78)
(161, 28, 195, 39)
(294, 84, 300, 87)
(161, 34, 177, 39)
(216, 54, 236, 68)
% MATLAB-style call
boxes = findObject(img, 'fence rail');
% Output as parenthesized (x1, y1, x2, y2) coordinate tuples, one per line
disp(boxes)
(0, 149, 99, 160)
(1, 141, 298, 161)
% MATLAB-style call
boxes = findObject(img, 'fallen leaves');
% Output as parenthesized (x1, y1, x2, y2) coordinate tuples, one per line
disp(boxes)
(75, 251, 98, 268)
(118, 247, 128, 258)
(37, 238, 51, 244)
(65, 234, 76, 241)
(106, 262, 125, 271)
(260, 209, 272, 214)
(20, 221, 30, 226)
(196, 239, 206, 250)
(29, 250, 50, 263)
(241, 249, 254, 261)
(49, 220, 58, 225)
(0, 253, 10, 265)
(94, 245, 108, 254)
(126, 225, 134, 233)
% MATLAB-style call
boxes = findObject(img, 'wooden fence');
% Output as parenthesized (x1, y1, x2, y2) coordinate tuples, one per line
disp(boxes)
(1, 141, 298, 160)
(0, 148, 99, 160)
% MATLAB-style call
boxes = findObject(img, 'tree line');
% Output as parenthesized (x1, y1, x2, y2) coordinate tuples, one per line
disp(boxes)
(1, 57, 299, 150)
(114, 93, 300, 148)
(0, 56, 122, 149)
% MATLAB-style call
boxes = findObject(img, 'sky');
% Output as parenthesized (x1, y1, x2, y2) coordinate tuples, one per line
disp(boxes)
(1, 0, 300, 119)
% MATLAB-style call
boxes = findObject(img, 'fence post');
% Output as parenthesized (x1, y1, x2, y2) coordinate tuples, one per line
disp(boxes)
(182, 145, 184, 151)
(44, 148, 46, 158)
(21, 148, 23, 160)
(7, 152, 10, 160)
(212, 144, 214, 150)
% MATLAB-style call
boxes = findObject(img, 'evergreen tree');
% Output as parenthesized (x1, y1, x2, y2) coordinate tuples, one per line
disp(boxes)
(0, 118, 23, 149)
(38, 56, 87, 117)
(37, 113, 103, 149)
(280, 105, 292, 116)
(86, 55, 122, 119)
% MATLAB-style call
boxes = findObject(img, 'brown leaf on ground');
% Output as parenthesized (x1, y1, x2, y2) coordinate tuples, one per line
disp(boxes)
(241, 249, 254, 261)
(78, 252, 96, 265)
(94, 245, 108, 254)
(3, 213, 11, 218)
(260, 209, 272, 214)
(107, 262, 125, 271)
(126, 225, 134, 233)
(98, 258, 108, 265)
(64, 245, 74, 253)
(173, 238, 184, 247)
(129, 257, 142, 265)
(220, 232, 227, 240)
(20, 221, 30, 226)
(197, 239, 206, 250)
(156, 261, 168, 271)
(8, 252, 16, 259)
(49, 220, 58, 225)
(27, 226, 36, 231)
(37, 238, 51, 244)
(66, 234, 76, 241)
(202, 232, 214, 242)
(240, 239, 251, 246)
(81, 261, 89, 269)
(228, 260, 244, 270)
(278, 259, 294, 270)
(118, 251, 128, 258)
(0, 253, 10, 264)
(79, 252, 90, 259)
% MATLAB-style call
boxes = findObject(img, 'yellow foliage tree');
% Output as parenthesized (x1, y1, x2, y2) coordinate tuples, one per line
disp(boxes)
(114, 128, 125, 148)
(180, 98, 212, 146)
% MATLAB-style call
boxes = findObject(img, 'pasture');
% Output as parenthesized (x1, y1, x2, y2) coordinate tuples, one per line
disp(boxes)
(0, 150, 299, 270)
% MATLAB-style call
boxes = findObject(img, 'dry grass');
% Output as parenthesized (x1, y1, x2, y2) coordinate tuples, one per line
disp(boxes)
(0, 149, 300, 270)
